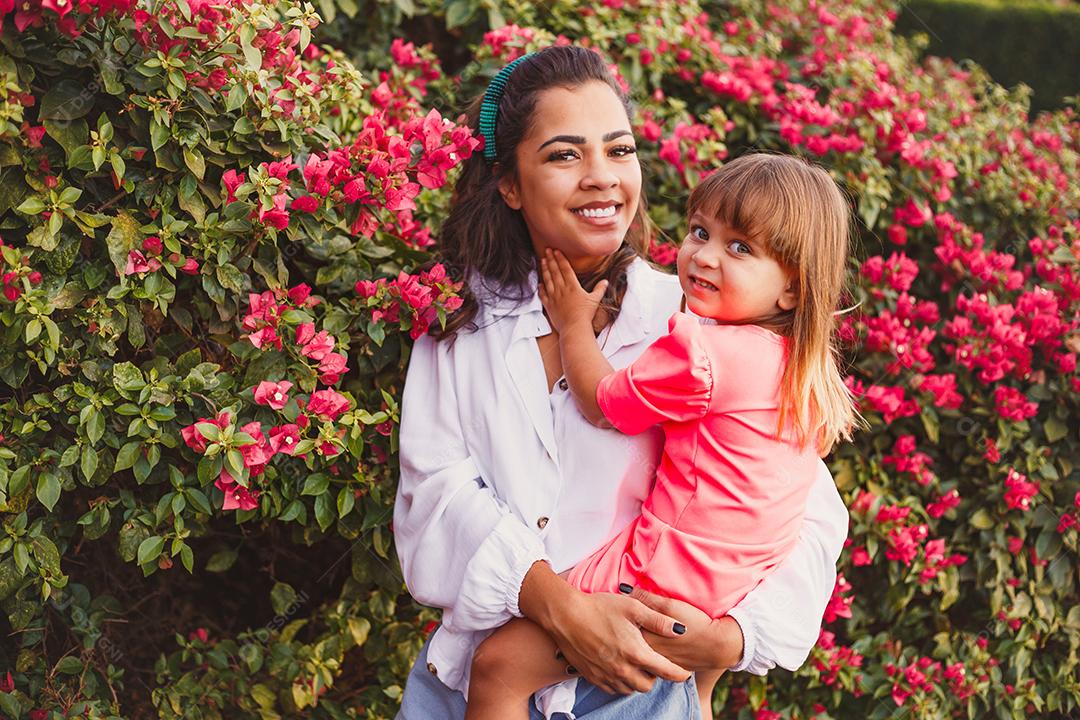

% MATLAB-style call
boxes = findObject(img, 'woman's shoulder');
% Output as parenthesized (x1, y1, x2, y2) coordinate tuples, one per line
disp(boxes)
(627, 258, 682, 330)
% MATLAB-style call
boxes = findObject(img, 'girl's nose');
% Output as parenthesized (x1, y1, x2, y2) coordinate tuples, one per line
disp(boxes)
(693, 244, 721, 268)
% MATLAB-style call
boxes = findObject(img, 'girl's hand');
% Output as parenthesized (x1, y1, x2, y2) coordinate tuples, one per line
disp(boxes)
(538, 249, 608, 335)
(628, 587, 745, 673)
(519, 562, 690, 695)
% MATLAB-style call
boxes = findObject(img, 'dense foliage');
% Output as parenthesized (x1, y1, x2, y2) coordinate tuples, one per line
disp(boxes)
(895, 0, 1080, 112)
(0, 0, 1076, 718)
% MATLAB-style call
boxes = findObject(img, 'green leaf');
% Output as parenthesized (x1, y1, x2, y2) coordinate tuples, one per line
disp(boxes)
(112, 361, 145, 393)
(314, 492, 334, 531)
(85, 409, 105, 444)
(105, 211, 142, 276)
(80, 447, 99, 481)
(180, 544, 194, 573)
(55, 656, 83, 675)
(16, 196, 46, 215)
(40, 80, 94, 121)
(44, 118, 89, 160)
(1044, 416, 1068, 443)
(225, 84, 247, 112)
(36, 472, 61, 512)
(205, 548, 238, 572)
(183, 147, 206, 180)
(302, 474, 329, 496)
(337, 487, 355, 517)
(270, 581, 298, 615)
(444, 0, 474, 28)
(969, 508, 995, 530)
(114, 441, 142, 472)
(25, 318, 42, 343)
(137, 535, 165, 565)
(150, 117, 170, 151)
(186, 488, 213, 515)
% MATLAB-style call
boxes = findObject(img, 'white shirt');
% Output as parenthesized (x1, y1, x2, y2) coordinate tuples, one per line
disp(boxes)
(394, 258, 848, 718)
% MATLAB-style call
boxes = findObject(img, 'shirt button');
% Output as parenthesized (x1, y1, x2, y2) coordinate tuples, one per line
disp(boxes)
(427, 662, 438, 676)
(558, 379, 568, 391)
(537, 516, 549, 529)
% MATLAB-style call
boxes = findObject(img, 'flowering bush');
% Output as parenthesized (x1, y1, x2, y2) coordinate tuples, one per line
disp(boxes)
(0, 0, 1076, 717)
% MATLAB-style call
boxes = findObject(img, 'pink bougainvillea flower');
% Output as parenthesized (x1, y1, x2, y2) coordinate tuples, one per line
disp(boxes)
(318, 352, 348, 385)
(124, 249, 151, 275)
(253, 380, 293, 410)
(1003, 468, 1039, 512)
(179, 257, 200, 275)
(269, 423, 301, 455)
(222, 169, 245, 204)
(141, 235, 163, 255)
(287, 283, 313, 306)
(295, 321, 315, 345)
(181, 411, 232, 454)
(238, 421, 272, 475)
(218, 478, 259, 512)
(262, 156, 298, 180)
(247, 326, 281, 351)
(258, 192, 290, 230)
(290, 195, 319, 213)
(300, 330, 335, 361)
(306, 388, 350, 421)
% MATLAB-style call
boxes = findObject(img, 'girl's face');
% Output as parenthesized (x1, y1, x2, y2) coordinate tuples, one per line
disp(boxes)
(677, 212, 797, 323)
(499, 81, 641, 274)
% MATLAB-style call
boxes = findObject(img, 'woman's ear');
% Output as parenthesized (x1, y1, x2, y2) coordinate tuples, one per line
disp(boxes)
(777, 276, 798, 312)
(497, 172, 522, 210)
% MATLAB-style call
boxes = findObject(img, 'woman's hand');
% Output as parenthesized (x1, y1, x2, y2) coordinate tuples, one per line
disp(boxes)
(629, 587, 745, 673)
(518, 561, 691, 695)
(538, 249, 609, 335)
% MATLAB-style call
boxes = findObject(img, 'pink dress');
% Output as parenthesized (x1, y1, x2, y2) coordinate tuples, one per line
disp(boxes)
(565, 312, 820, 617)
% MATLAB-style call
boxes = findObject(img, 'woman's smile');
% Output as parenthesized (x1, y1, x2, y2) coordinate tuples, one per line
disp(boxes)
(571, 200, 622, 224)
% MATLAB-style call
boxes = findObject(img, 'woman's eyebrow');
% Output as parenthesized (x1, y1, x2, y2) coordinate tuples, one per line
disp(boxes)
(537, 129, 633, 151)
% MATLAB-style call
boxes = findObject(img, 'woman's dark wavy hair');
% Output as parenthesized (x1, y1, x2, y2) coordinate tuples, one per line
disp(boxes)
(431, 45, 654, 340)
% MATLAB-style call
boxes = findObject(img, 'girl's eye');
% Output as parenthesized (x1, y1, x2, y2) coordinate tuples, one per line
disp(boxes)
(729, 240, 752, 255)
(690, 225, 709, 242)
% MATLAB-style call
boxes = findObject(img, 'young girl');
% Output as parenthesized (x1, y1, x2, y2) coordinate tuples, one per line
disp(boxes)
(465, 152, 858, 720)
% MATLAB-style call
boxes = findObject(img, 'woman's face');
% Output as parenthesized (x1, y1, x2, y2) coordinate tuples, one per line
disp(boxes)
(499, 81, 641, 274)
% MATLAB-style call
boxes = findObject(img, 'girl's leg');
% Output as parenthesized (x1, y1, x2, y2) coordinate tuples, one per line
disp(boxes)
(693, 669, 724, 720)
(466, 617, 572, 720)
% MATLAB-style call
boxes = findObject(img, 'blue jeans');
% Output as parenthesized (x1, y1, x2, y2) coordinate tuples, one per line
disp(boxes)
(396, 634, 702, 720)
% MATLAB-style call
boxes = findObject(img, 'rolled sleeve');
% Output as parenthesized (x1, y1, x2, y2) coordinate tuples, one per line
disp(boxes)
(724, 459, 849, 674)
(395, 335, 549, 632)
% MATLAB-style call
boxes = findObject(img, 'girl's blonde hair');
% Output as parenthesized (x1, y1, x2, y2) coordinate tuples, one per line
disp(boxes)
(686, 152, 858, 455)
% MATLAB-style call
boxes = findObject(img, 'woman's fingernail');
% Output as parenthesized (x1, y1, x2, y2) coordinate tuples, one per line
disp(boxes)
(673, 623, 686, 635)
(618, 583, 633, 594)
(565, 665, 578, 675)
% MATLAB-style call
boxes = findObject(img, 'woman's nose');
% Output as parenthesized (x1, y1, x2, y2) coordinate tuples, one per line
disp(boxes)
(580, 154, 619, 189)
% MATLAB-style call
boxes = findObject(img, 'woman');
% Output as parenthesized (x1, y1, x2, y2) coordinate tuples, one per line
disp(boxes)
(393, 46, 849, 719)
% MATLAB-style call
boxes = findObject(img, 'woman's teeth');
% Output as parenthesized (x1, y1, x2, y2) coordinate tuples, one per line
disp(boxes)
(693, 277, 718, 291)
(573, 205, 617, 218)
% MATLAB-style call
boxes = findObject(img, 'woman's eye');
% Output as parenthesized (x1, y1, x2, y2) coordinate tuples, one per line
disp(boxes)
(548, 149, 578, 161)
(610, 144, 637, 157)
(690, 226, 708, 242)
(729, 240, 751, 255)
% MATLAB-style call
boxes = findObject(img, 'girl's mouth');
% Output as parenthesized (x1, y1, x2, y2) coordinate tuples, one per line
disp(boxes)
(690, 276, 718, 292)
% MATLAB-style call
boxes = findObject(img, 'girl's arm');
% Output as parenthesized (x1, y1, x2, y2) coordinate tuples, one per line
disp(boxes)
(537, 249, 613, 426)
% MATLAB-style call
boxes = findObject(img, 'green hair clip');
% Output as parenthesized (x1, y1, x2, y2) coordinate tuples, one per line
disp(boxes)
(479, 53, 535, 163)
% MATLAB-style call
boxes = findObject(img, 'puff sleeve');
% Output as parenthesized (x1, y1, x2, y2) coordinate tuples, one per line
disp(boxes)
(596, 312, 713, 435)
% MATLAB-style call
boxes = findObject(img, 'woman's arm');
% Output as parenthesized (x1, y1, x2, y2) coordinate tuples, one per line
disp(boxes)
(633, 460, 848, 673)
(394, 334, 549, 630)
